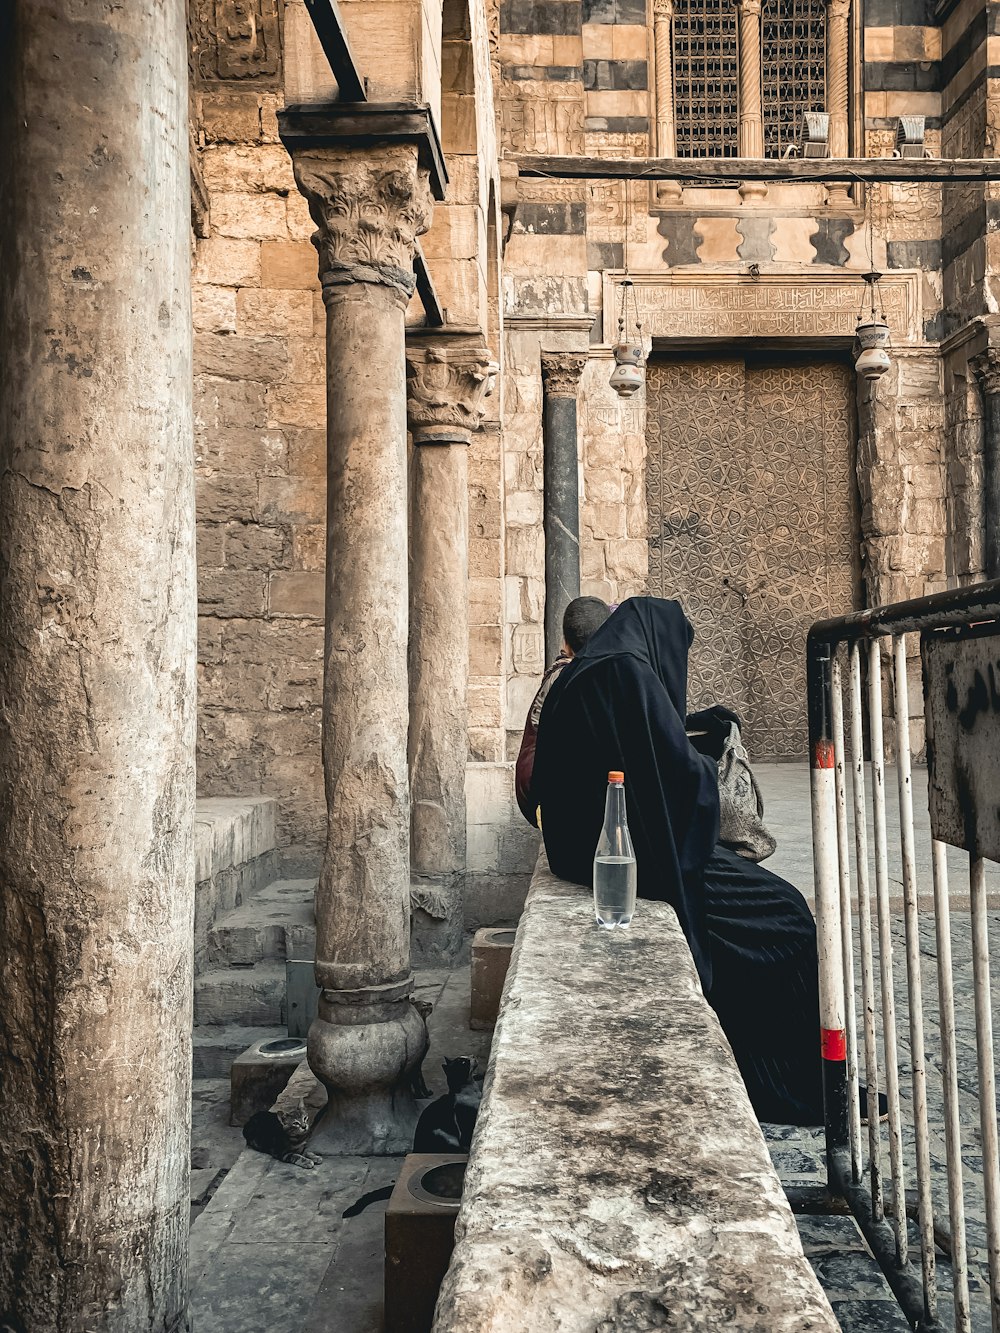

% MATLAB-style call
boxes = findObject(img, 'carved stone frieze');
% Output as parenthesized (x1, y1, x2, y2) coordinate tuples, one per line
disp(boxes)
(291, 148, 434, 303)
(972, 348, 1000, 398)
(190, 0, 281, 86)
(541, 353, 588, 398)
(406, 343, 495, 444)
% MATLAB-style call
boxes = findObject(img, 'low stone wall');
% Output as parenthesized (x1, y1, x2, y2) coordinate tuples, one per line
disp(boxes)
(195, 796, 279, 973)
(434, 853, 838, 1333)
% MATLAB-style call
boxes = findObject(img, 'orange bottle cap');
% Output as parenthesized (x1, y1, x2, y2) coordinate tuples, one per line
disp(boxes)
(608, 770, 624, 783)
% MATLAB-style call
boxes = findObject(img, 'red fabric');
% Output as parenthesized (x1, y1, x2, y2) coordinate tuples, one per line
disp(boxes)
(514, 655, 570, 826)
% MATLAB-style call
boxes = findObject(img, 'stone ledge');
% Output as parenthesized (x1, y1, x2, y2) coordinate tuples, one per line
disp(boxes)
(433, 852, 839, 1333)
(195, 796, 281, 972)
(195, 796, 278, 883)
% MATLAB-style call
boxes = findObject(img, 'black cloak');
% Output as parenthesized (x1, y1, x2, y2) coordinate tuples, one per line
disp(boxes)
(532, 597, 721, 991)
(532, 595, 823, 1126)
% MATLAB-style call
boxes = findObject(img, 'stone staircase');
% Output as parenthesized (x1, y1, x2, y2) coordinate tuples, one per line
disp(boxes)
(193, 876, 317, 1076)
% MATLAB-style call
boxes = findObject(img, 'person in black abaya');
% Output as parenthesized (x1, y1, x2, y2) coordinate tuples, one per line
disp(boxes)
(532, 595, 824, 1126)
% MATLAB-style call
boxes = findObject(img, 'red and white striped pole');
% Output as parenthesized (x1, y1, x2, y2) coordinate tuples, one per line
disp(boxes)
(807, 635, 849, 1175)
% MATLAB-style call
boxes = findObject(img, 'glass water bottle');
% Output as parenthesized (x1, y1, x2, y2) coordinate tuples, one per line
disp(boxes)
(593, 770, 637, 928)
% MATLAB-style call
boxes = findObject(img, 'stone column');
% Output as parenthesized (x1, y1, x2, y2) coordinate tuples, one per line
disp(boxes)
(736, 0, 768, 201)
(405, 337, 493, 962)
(971, 348, 1000, 578)
(653, 0, 683, 206)
(826, 0, 853, 205)
(541, 353, 588, 664)
(290, 146, 434, 1153)
(737, 0, 764, 157)
(0, 3, 196, 1330)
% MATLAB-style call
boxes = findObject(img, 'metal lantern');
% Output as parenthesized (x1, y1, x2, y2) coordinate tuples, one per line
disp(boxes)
(854, 271, 891, 384)
(611, 277, 645, 399)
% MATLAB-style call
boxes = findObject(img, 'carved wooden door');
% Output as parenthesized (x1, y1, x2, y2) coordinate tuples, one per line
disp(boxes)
(646, 356, 859, 760)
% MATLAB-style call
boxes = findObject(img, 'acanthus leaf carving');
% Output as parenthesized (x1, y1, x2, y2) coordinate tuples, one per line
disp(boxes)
(406, 344, 495, 444)
(541, 353, 588, 398)
(291, 148, 434, 304)
(972, 347, 1000, 399)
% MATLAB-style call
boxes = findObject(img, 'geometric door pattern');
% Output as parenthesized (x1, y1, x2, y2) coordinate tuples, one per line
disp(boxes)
(646, 357, 859, 759)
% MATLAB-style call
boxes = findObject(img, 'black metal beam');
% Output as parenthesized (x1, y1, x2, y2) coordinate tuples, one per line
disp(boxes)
(414, 243, 445, 326)
(303, 0, 366, 101)
(514, 153, 1000, 184)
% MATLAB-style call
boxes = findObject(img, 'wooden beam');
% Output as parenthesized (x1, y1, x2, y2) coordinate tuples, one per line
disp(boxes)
(304, 0, 367, 102)
(414, 243, 445, 327)
(514, 153, 1000, 183)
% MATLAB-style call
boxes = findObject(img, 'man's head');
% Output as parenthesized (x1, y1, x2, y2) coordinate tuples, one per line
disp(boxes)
(562, 596, 611, 657)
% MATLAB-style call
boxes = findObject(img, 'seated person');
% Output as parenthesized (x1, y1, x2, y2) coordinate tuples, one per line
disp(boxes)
(532, 595, 824, 1127)
(515, 595, 610, 826)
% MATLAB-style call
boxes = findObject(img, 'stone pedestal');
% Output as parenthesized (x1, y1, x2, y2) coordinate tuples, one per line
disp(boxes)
(0, 2, 196, 1328)
(285, 122, 441, 1154)
(541, 353, 587, 664)
(972, 347, 1000, 578)
(406, 336, 494, 963)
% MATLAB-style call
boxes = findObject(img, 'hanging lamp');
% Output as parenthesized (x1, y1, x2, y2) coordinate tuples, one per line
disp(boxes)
(854, 270, 891, 383)
(609, 175, 646, 399)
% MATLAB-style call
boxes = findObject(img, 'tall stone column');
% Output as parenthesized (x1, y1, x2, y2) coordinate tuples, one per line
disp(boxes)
(736, 0, 768, 201)
(0, 3, 196, 1331)
(289, 144, 434, 1153)
(541, 353, 587, 663)
(736, 0, 764, 157)
(405, 336, 493, 961)
(826, 0, 853, 205)
(971, 348, 1000, 578)
(653, 0, 683, 206)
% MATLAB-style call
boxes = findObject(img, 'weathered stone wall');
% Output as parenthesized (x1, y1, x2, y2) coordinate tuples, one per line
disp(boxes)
(191, 22, 327, 870)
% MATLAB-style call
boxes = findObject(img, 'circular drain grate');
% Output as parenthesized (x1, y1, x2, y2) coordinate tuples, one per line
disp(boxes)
(258, 1038, 307, 1059)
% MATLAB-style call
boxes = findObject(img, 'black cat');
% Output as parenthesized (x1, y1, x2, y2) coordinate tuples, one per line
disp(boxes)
(413, 1056, 481, 1153)
(242, 1104, 322, 1169)
(341, 1056, 481, 1217)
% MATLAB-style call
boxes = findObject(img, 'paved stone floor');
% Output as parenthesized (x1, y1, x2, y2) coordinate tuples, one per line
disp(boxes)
(189, 763, 1000, 1331)
(189, 963, 491, 1332)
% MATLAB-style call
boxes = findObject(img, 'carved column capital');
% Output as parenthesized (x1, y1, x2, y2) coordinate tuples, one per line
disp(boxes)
(737, 0, 762, 16)
(541, 352, 587, 398)
(972, 347, 1000, 397)
(291, 145, 434, 307)
(405, 342, 495, 444)
(652, 0, 675, 17)
(826, 0, 851, 18)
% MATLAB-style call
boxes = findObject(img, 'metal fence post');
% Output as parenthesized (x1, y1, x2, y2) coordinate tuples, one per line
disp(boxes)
(808, 635, 848, 1177)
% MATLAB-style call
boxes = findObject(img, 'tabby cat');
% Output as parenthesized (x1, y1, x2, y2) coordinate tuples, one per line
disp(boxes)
(242, 1104, 322, 1169)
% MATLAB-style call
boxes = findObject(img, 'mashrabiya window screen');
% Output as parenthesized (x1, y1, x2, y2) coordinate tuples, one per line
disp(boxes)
(761, 0, 827, 157)
(670, 0, 827, 159)
(672, 0, 739, 158)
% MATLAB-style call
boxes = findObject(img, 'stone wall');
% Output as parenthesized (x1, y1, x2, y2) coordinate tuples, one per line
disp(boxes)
(191, 70, 327, 871)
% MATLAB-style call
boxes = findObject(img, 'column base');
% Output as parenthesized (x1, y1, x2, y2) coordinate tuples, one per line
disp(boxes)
(654, 180, 683, 206)
(738, 180, 769, 202)
(307, 992, 428, 1155)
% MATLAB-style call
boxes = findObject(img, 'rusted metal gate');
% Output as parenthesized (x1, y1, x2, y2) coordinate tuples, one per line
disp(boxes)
(646, 356, 859, 758)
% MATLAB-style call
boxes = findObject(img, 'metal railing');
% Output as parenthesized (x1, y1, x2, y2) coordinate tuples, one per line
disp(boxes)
(805, 579, 1000, 1333)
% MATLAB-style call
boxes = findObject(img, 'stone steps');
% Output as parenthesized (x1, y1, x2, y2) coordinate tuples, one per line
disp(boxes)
(192, 1023, 287, 1078)
(194, 963, 287, 1027)
(208, 877, 317, 966)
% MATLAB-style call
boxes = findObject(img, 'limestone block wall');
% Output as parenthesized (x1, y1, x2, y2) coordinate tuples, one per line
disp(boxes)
(192, 83, 327, 871)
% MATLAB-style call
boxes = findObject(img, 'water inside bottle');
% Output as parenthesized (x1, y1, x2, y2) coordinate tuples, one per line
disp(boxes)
(593, 854, 637, 928)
